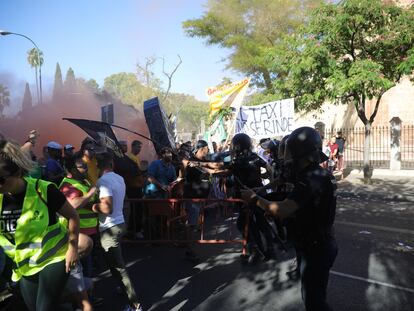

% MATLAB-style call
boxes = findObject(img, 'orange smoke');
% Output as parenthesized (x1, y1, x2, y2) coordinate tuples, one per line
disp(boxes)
(0, 84, 156, 161)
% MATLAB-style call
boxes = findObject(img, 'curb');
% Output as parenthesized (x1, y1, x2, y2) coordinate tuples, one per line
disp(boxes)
(337, 190, 414, 203)
(347, 169, 414, 178)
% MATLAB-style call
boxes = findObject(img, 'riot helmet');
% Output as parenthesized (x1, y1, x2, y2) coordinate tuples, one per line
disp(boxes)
(285, 127, 328, 164)
(231, 133, 252, 156)
(278, 135, 289, 160)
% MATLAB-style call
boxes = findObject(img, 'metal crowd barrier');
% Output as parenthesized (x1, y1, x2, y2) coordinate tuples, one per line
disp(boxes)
(124, 198, 249, 255)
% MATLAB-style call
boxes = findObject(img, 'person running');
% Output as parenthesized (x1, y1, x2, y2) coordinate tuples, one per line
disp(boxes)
(92, 152, 142, 311)
(0, 136, 80, 311)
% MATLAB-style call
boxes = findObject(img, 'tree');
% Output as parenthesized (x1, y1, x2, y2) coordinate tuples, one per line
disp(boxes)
(64, 67, 77, 94)
(22, 82, 32, 111)
(183, 0, 322, 93)
(53, 62, 63, 101)
(271, 0, 414, 180)
(104, 72, 144, 106)
(27, 48, 43, 104)
(76, 78, 100, 93)
(0, 84, 10, 118)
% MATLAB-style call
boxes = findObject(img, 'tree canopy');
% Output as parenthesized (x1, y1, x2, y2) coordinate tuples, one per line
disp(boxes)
(22, 82, 32, 111)
(183, 0, 323, 93)
(103, 72, 208, 134)
(269, 0, 414, 178)
(0, 84, 10, 118)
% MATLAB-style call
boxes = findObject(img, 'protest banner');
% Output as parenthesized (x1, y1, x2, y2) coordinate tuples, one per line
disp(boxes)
(235, 98, 295, 139)
(204, 78, 251, 144)
(206, 78, 250, 116)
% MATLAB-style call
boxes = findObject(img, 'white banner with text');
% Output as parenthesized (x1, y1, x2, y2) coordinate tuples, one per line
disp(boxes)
(235, 98, 295, 139)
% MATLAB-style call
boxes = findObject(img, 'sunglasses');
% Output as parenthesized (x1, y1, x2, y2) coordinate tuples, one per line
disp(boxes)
(76, 164, 88, 170)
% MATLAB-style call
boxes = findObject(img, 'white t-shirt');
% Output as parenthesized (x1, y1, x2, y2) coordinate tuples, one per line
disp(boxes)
(96, 171, 126, 231)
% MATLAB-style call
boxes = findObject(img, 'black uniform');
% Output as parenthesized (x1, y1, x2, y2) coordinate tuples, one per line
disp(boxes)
(287, 163, 338, 311)
(232, 152, 274, 257)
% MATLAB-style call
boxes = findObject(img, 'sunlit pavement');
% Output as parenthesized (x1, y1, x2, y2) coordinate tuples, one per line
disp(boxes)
(2, 194, 411, 310)
(90, 194, 414, 311)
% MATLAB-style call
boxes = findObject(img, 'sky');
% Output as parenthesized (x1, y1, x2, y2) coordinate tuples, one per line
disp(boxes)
(0, 0, 242, 111)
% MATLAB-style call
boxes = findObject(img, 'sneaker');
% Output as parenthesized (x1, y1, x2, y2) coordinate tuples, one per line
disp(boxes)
(247, 248, 262, 265)
(122, 304, 143, 311)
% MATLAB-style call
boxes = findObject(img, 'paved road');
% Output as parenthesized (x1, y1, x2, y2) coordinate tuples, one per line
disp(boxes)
(90, 195, 414, 311)
(2, 194, 413, 311)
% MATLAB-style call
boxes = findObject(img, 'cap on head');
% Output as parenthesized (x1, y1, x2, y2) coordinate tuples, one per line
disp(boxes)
(64, 144, 74, 150)
(46, 141, 62, 150)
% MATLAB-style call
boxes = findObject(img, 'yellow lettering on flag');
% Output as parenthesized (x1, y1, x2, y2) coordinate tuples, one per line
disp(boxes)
(206, 78, 250, 116)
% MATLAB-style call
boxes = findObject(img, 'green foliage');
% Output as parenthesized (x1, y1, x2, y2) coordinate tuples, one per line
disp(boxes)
(27, 48, 43, 68)
(0, 84, 10, 117)
(64, 67, 77, 93)
(208, 106, 233, 125)
(103, 72, 208, 133)
(76, 78, 100, 93)
(183, 0, 322, 92)
(104, 73, 146, 106)
(53, 63, 63, 100)
(22, 82, 32, 111)
(271, 0, 414, 123)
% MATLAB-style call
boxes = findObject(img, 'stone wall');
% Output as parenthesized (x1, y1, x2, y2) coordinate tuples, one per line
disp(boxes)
(296, 77, 414, 130)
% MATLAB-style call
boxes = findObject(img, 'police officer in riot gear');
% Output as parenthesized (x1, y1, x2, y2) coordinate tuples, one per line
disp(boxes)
(242, 126, 338, 311)
(229, 133, 275, 263)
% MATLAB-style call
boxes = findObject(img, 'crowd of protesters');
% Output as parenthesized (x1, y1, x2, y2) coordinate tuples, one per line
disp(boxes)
(0, 125, 339, 311)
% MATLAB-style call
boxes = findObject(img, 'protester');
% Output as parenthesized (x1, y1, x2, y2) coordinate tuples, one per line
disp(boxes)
(145, 147, 177, 199)
(322, 139, 331, 169)
(182, 140, 222, 261)
(119, 140, 128, 154)
(242, 127, 338, 311)
(44, 141, 65, 184)
(59, 156, 98, 311)
(92, 152, 142, 311)
(63, 144, 75, 170)
(0, 136, 80, 311)
(20, 130, 42, 178)
(335, 131, 346, 173)
(80, 138, 99, 185)
(328, 136, 338, 172)
(125, 140, 145, 239)
(20, 130, 38, 161)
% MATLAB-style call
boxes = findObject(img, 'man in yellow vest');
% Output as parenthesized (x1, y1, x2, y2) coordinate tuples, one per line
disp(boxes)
(59, 156, 98, 311)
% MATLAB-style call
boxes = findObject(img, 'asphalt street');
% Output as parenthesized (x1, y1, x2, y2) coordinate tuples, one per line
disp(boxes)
(2, 194, 413, 311)
(90, 194, 414, 311)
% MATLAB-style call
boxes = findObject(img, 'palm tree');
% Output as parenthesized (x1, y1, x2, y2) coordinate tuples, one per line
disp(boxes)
(27, 48, 43, 105)
(0, 84, 11, 118)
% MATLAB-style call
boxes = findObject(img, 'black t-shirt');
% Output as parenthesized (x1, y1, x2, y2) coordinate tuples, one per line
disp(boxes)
(0, 182, 66, 243)
(184, 157, 211, 198)
(231, 153, 266, 188)
(287, 164, 337, 248)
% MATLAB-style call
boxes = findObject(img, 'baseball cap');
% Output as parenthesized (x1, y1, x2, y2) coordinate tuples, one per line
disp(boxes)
(46, 141, 62, 150)
(64, 144, 74, 150)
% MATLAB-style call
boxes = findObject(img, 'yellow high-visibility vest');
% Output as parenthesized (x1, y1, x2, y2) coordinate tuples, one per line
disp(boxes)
(59, 177, 98, 230)
(0, 177, 68, 281)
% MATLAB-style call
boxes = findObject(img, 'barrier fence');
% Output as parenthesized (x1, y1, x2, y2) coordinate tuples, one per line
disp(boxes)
(124, 198, 249, 255)
(324, 125, 414, 169)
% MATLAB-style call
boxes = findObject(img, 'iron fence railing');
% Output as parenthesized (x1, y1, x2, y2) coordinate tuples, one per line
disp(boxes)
(324, 125, 414, 170)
